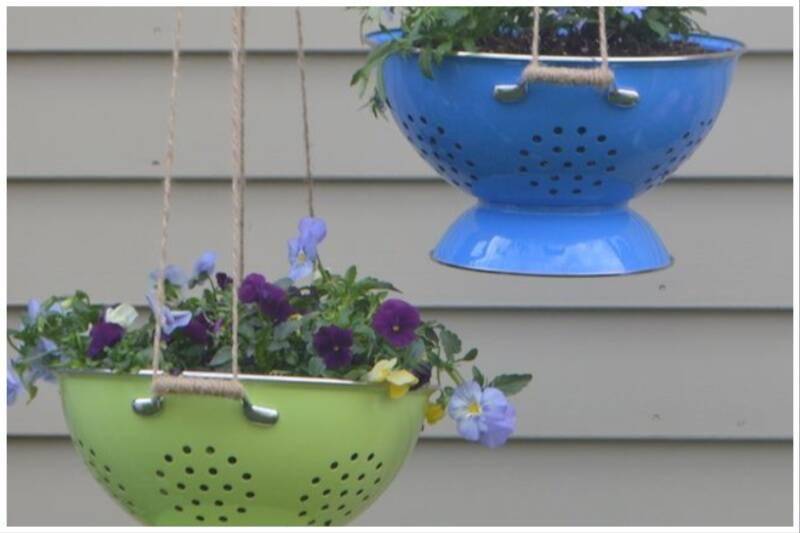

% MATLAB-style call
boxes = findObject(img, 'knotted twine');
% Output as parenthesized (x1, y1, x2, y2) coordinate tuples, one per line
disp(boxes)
(149, 7, 248, 399)
(522, 6, 614, 87)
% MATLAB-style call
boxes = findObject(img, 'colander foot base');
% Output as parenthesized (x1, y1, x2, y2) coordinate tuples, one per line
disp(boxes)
(431, 203, 673, 276)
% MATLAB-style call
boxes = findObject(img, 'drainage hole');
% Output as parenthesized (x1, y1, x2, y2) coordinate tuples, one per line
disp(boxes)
(242, 473, 252, 480)
(219, 516, 228, 523)
(185, 467, 194, 475)
(209, 468, 218, 476)
(330, 461, 339, 470)
(206, 446, 215, 455)
(156, 470, 165, 477)
(182, 445, 192, 454)
(215, 500, 224, 507)
(175, 505, 183, 512)
(228, 456, 237, 465)
(195, 515, 204, 522)
(177, 483, 186, 490)
(192, 499, 200, 506)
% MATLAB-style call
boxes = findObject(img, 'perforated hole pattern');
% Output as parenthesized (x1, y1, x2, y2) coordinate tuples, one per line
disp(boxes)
(296, 451, 385, 526)
(73, 436, 141, 519)
(73, 436, 386, 526)
(396, 105, 715, 199)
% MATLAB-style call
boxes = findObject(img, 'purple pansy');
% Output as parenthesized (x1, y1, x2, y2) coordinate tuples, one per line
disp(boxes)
(216, 272, 233, 290)
(87, 320, 124, 359)
(238, 273, 293, 323)
(193, 251, 217, 278)
(182, 313, 215, 345)
(145, 292, 192, 335)
(313, 326, 354, 370)
(448, 381, 517, 448)
(411, 362, 432, 390)
(238, 273, 269, 303)
(7, 360, 22, 405)
(258, 284, 293, 324)
(623, 6, 646, 19)
(287, 217, 327, 281)
(372, 299, 421, 348)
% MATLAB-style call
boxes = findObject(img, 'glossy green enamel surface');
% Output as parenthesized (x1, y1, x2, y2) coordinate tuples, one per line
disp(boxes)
(59, 372, 428, 526)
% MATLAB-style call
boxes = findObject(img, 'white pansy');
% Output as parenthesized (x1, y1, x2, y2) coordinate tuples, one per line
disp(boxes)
(105, 303, 139, 329)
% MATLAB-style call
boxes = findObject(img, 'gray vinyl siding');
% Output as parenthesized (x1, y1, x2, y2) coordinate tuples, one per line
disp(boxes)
(5, 6, 794, 527)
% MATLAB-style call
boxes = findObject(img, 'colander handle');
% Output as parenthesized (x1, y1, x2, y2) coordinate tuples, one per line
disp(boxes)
(132, 395, 279, 425)
(493, 80, 639, 108)
(494, 6, 639, 108)
(132, 375, 279, 426)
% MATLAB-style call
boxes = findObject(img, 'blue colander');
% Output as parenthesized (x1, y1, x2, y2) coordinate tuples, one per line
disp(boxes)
(369, 30, 744, 276)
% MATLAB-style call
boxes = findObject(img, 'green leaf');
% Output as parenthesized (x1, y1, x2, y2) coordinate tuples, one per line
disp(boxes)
(307, 356, 327, 376)
(273, 319, 302, 341)
(488, 373, 532, 396)
(461, 348, 478, 362)
(208, 347, 232, 367)
(439, 329, 461, 358)
(471, 366, 485, 387)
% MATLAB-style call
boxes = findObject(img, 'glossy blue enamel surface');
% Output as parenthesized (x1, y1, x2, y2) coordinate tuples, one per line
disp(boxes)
(370, 31, 743, 275)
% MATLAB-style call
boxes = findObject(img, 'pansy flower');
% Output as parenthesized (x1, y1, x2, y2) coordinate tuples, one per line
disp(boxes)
(366, 358, 419, 399)
(287, 217, 327, 281)
(448, 381, 517, 448)
(193, 250, 217, 278)
(146, 292, 192, 335)
(87, 320, 124, 359)
(313, 326, 354, 369)
(372, 299, 421, 348)
(7, 360, 22, 405)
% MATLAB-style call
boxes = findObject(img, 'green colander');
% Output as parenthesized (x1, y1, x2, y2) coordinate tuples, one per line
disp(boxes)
(58, 370, 429, 526)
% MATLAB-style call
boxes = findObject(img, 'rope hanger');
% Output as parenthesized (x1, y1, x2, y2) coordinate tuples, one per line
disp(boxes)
(147, 6, 317, 400)
(523, 6, 614, 88)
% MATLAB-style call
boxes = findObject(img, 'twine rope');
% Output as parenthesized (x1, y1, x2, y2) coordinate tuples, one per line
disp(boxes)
(150, 7, 183, 382)
(230, 6, 246, 386)
(294, 7, 315, 217)
(523, 6, 614, 87)
(149, 6, 247, 400)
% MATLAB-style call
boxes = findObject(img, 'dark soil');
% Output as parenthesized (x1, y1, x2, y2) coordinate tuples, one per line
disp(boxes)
(476, 29, 708, 57)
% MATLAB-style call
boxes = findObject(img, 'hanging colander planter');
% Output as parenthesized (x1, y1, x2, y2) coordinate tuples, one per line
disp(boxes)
(59, 370, 428, 526)
(7, 7, 532, 527)
(367, 9, 745, 276)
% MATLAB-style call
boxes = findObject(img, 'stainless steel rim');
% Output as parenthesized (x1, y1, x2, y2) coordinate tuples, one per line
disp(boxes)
(453, 44, 745, 63)
(371, 31, 746, 63)
(59, 368, 434, 392)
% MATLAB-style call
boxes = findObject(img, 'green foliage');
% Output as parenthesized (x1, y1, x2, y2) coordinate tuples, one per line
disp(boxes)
(351, 6, 707, 114)
(8, 265, 532, 406)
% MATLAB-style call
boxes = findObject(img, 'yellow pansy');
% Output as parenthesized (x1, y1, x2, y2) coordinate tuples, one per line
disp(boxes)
(425, 403, 445, 424)
(367, 358, 419, 399)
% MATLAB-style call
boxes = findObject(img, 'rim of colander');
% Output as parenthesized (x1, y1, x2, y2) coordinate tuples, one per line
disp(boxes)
(57, 368, 435, 391)
(366, 30, 746, 63)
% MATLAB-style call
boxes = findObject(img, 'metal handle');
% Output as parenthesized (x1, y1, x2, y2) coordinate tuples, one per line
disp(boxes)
(132, 396, 279, 426)
(493, 81, 639, 108)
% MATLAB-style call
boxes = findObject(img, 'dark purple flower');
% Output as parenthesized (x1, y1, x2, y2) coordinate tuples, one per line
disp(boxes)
(411, 362, 432, 390)
(258, 283, 293, 324)
(216, 272, 233, 290)
(237, 272, 292, 323)
(372, 299, 421, 348)
(239, 273, 268, 303)
(313, 326, 354, 370)
(182, 314, 214, 345)
(87, 320, 124, 359)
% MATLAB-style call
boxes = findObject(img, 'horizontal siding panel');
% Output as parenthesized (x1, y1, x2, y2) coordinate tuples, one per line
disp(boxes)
(6, 180, 792, 309)
(6, 54, 792, 179)
(7, 308, 792, 439)
(7, 7, 792, 53)
(6, 438, 792, 526)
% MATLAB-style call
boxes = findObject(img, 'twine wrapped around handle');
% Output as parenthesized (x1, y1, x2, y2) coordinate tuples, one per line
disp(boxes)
(522, 6, 614, 87)
(147, 6, 247, 401)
